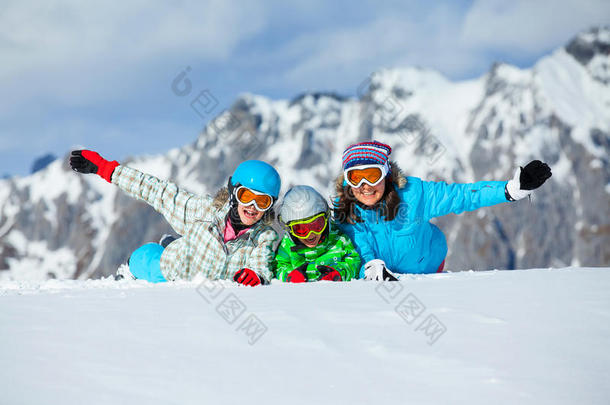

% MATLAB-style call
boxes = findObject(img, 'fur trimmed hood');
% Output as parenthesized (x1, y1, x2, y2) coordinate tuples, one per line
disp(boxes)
(334, 161, 407, 199)
(212, 187, 230, 210)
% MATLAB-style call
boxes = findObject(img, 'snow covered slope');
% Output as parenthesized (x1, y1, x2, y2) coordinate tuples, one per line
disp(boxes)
(1, 267, 609, 405)
(0, 27, 608, 280)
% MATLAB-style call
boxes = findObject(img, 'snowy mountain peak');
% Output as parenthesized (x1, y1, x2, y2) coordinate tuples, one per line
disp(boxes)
(369, 67, 451, 99)
(566, 26, 610, 64)
(566, 26, 610, 84)
(484, 62, 532, 97)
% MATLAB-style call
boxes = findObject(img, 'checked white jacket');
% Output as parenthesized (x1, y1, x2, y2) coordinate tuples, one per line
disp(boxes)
(112, 165, 278, 282)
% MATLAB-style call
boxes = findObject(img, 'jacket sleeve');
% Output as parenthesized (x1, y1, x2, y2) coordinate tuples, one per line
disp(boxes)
(336, 222, 376, 278)
(421, 180, 509, 221)
(111, 165, 213, 236)
(274, 238, 295, 282)
(329, 234, 361, 281)
(244, 228, 278, 284)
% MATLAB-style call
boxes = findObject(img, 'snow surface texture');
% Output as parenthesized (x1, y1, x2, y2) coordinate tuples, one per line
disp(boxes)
(0, 27, 608, 280)
(1, 267, 609, 405)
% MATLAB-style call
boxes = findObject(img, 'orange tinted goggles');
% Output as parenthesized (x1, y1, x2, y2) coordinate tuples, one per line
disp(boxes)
(344, 165, 387, 188)
(234, 186, 273, 211)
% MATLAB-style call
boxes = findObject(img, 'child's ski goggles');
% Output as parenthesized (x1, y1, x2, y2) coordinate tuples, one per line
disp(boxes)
(287, 212, 328, 239)
(343, 164, 388, 188)
(234, 186, 274, 211)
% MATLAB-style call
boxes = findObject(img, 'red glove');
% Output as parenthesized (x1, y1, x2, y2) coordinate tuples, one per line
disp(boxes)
(233, 268, 262, 287)
(70, 150, 119, 183)
(317, 265, 342, 281)
(286, 263, 308, 283)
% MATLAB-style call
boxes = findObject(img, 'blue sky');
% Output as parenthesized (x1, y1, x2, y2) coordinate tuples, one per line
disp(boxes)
(1, 0, 609, 176)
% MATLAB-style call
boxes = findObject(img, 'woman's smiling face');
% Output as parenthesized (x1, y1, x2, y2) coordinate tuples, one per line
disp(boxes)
(351, 180, 385, 206)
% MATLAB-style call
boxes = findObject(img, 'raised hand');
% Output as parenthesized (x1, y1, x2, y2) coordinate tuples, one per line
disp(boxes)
(520, 160, 552, 190)
(69, 150, 119, 183)
(506, 160, 552, 201)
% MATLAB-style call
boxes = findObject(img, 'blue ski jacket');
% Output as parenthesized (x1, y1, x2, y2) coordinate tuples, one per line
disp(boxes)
(334, 165, 510, 277)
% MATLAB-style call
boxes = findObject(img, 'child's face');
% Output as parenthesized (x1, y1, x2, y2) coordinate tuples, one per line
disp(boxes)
(351, 180, 385, 206)
(237, 203, 264, 226)
(301, 232, 322, 248)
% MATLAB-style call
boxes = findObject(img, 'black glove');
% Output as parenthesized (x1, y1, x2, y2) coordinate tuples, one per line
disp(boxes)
(506, 160, 552, 201)
(520, 160, 552, 190)
(70, 150, 97, 174)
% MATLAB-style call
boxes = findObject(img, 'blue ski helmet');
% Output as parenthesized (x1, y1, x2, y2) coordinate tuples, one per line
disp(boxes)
(230, 160, 281, 198)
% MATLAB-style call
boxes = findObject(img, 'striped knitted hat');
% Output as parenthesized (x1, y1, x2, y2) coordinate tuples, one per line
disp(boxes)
(342, 140, 392, 171)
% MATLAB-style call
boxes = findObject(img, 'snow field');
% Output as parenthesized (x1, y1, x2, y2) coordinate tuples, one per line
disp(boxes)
(1, 267, 609, 405)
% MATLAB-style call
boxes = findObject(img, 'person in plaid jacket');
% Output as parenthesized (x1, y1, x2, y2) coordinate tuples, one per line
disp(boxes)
(69, 150, 281, 286)
(275, 185, 360, 283)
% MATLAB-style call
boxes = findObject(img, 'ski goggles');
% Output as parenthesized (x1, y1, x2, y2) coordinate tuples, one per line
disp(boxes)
(343, 164, 388, 188)
(234, 186, 274, 211)
(286, 212, 328, 239)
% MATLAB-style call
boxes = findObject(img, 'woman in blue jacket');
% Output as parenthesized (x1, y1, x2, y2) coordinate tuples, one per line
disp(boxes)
(333, 141, 552, 281)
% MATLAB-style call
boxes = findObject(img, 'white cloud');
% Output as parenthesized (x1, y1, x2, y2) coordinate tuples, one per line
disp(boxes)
(274, 3, 480, 90)
(460, 0, 610, 53)
(0, 0, 267, 106)
(0, 0, 270, 175)
(1, 0, 266, 72)
(265, 0, 609, 93)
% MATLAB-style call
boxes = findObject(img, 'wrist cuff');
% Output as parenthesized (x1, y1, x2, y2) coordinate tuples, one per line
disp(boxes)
(506, 179, 531, 201)
(505, 184, 516, 201)
(99, 160, 119, 183)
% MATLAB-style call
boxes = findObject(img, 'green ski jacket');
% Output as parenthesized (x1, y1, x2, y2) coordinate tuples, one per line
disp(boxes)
(274, 227, 361, 282)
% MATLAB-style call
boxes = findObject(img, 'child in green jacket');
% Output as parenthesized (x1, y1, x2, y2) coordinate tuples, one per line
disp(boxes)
(275, 186, 360, 282)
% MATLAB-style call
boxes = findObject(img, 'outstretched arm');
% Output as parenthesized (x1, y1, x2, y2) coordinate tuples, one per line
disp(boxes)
(70, 150, 213, 235)
(422, 160, 552, 220)
(112, 165, 213, 235)
(421, 179, 508, 220)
